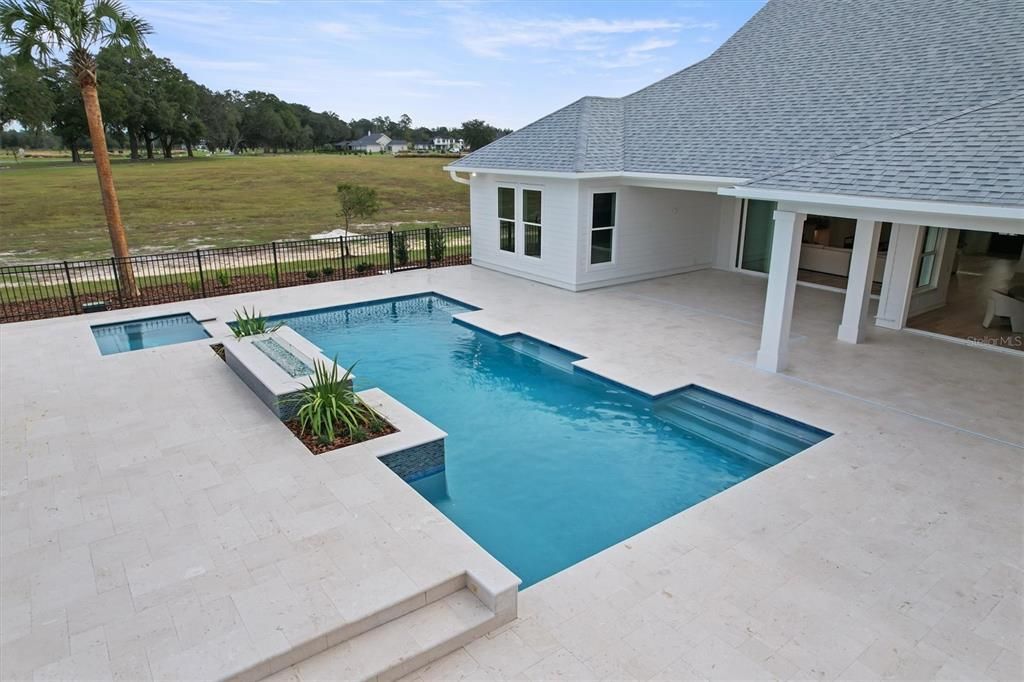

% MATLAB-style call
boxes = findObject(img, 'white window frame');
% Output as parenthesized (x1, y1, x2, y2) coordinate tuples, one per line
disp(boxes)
(914, 226, 944, 291)
(496, 184, 543, 259)
(587, 190, 618, 269)
(522, 188, 543, 259)
(497, 185, 517, 254)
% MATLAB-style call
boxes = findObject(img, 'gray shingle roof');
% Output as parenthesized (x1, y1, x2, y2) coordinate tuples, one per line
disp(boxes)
(450, 0, 1024, 206)
(746, 93, 1024, 206)
(348, 133, 389, 146)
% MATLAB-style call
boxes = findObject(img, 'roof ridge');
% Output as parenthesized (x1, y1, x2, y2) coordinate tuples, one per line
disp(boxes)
(746, 90, 1024, 185)
(574, 97, 591, 172)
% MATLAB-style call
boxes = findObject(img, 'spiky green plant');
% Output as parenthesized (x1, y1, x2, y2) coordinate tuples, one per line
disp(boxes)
(231, 307, 282, 338)
(293, 359, 378, 445)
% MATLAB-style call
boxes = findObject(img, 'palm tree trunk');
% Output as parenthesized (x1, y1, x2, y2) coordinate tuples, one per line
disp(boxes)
(80, 81, 138, 296)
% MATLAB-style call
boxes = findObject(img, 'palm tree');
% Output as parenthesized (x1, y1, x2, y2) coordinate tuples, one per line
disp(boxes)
(1, 0, 151, 295)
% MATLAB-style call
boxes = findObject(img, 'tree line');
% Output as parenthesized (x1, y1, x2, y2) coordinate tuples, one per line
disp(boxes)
(0, 48, 511, 160)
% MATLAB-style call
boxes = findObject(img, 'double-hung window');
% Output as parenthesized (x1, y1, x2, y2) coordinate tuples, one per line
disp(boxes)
(591, 192, 616, 264)
(498, 187, 515, 252)
(523, 189, 542, 257)
(916, 226, 941, 288)
(497, 186, 542, 257)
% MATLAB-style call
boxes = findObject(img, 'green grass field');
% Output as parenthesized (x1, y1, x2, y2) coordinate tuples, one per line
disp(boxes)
(0, 153, 470, 263)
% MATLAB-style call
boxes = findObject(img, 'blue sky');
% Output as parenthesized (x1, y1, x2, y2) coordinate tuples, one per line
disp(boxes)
(129, 0, 765, 130)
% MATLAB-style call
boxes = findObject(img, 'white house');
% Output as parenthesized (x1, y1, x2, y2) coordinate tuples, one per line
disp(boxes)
(434, 137, 465, 153)
(338, 132, 395, 153)
(446, 0, 1023, 372)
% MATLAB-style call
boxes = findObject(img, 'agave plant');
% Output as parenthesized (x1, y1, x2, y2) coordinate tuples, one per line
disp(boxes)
(232, 307, 282, 339)
(292, 359, 379, 444)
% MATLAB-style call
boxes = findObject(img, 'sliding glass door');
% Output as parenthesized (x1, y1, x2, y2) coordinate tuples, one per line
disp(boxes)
(740, 200, 777, 273)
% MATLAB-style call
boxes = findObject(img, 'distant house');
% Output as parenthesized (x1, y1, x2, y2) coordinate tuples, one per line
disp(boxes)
(333, 133, 409, 154)
(432, 137, 466, 153)
(334, 133, 389, 153)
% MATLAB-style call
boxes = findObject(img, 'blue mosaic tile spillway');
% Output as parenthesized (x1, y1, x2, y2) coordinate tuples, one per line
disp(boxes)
(274, 294, 831, 587)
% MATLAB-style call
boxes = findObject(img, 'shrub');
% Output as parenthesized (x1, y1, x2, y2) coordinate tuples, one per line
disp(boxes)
(305, 270, 319, 280)
(428, 229, 446, 262)
(232, 307, 282, 338)
(393, 231, 409, 266)
(187, 279, 201, 293)
(293, 360, 379, 445)
(215, 270, 232, 287)
(355, 261, 371, 274)
(322, 266, 334, 277)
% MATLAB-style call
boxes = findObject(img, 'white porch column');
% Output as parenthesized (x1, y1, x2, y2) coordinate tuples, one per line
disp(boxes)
(756, 210, 805, 373)
(837, 219, 882, 343)
(875, 223, 924, 330)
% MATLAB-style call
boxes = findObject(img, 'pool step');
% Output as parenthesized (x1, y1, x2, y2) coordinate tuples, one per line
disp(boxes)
(262, 588, 505, 682)
(654, 390, 826, 467)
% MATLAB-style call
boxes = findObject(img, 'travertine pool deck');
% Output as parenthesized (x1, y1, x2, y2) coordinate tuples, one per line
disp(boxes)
(1, 265, 1021, 681)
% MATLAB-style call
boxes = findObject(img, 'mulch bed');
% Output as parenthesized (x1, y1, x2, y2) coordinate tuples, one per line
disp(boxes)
(284, 417, 396, 455)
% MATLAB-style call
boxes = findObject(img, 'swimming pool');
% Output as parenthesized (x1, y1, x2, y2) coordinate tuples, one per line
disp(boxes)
(275, 294, 829, 587)
(92, 313, 210, 355)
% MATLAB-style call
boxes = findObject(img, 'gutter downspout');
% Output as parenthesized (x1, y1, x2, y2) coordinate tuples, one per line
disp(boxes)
(449, 170, 471, 185)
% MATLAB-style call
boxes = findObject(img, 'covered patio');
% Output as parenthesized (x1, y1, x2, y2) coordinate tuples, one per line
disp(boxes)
(719, 188, 1024, 376)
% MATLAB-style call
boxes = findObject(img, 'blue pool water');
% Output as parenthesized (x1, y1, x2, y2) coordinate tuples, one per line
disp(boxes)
(92, 313, 210, 355)
(275, 295, 829, 587)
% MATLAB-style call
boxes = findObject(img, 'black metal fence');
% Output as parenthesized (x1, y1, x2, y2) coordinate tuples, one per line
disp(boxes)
(0, 225, 471, 323)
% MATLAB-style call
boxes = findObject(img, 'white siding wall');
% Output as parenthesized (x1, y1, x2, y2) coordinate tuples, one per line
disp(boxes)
(469, 174, 580, 288)
(573, 182, 725, 289)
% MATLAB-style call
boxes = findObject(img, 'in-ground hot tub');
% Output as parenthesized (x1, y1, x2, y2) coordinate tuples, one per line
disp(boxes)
(92, 313, 211, 355)
(222, 325, 346, 420)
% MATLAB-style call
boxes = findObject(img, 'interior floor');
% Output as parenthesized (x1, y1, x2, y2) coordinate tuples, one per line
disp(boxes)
(908, 253, 1023, 351)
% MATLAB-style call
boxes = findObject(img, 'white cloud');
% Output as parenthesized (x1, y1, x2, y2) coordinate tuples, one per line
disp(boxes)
(316, 22, 358, 39)
(423, 79, 482, 88)
(595, 36, 678, 68)
(457, 16, 715, 58)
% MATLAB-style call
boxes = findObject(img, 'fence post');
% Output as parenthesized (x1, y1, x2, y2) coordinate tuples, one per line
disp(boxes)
(271, 242, 280, 286)
(111, 257, 124, 304)
(425, 227, 432, 269)
(387, 230, 396, 273)
(196, 250, 207, 298)
(62, 261, 77, 313)
(339, 236, 347, 280)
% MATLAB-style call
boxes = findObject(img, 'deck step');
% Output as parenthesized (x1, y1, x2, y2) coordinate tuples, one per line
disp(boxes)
(262, 589, 502, 682)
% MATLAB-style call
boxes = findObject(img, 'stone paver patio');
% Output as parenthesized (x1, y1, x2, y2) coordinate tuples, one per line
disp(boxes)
(1, 265, 1021, 681)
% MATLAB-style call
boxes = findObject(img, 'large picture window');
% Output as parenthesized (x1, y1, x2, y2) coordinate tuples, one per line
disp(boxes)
(523, 190, 542, 257)
(498, 187, 515, 252)
(591, 192, 615, 264)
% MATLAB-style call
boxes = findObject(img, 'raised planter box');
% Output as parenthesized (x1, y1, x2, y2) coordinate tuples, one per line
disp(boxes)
(222, 325, 343, 420)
